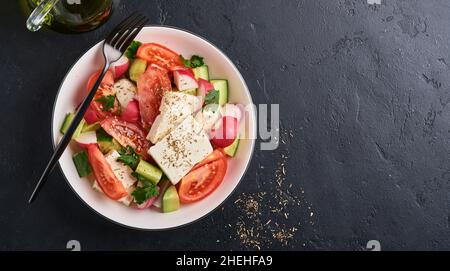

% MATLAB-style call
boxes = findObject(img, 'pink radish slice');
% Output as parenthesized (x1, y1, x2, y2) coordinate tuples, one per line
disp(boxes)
(136, 187, 160, 209)
(136, 195, 158, 209)
(111, 56, 130, 79)
(197, 78, 214, 98)
(173, 68, 198, 91)
(121, 99, 140, 123)
(210, 116, 239, 148)
(75, 131, 97, 148)
(221, 104, 243, 122)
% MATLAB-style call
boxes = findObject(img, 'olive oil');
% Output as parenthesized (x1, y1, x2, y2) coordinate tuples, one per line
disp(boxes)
(23, 0, 114, 33)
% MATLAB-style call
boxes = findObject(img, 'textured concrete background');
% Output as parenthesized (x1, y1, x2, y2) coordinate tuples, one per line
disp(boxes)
(1, 0, 450, 250)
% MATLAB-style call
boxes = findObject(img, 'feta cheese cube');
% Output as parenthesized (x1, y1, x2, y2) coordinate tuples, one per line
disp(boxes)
(147, 91, 202, 144)
(148, 115, 213, 185)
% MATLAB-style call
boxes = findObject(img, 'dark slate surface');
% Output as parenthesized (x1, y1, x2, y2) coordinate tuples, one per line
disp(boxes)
(1, 0, 450, 250)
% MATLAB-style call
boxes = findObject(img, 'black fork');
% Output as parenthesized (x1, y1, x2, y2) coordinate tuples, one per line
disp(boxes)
(28, 13, 148, 203)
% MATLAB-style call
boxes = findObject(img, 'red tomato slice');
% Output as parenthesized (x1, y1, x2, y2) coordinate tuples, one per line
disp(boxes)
(178, 156, 227, 204)
(86, 144, 128, 200)
(100, 117, 151, 159)
(192, 149, 225, 171)
(84, 70, 119, 123)
(210, 116, 238, 148)
(136, 43, 182, 70)
(86, 70, 114, 92)
(136, 67, 171, 129)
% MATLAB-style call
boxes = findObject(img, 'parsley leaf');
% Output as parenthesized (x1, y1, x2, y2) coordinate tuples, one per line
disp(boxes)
(180, 55, 191, 68)
(190, 55, 204, 68)
(125, 41, 142, 59)
(117, 146, 140, 170)
(131, 172, 159, 204)
(204, 90, 219, 105)
(95, 95, 116, 112)
(179, 54, 205, 68)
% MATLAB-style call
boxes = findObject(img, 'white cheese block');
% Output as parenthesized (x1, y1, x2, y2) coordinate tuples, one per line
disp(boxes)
(147, 91, 202, 144)
(148, 115, 213, 185)
(92, 180, 133, 206)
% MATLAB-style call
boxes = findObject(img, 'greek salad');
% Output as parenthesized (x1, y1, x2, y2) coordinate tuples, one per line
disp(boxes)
(61, 41, 243, 212)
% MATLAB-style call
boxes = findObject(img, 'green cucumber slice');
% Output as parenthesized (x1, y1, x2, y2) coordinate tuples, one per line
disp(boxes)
(135, 160, 163, 185)
(72, 151, 92, 177)
(223, 134, 240, 157)
(210, 79, 228, 105)
(193, 65, 209, 81)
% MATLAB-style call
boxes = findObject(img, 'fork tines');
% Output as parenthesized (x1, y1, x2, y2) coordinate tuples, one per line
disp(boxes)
(105, 12, 148, 53)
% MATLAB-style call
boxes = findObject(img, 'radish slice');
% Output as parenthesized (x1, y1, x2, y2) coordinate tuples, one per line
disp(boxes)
(152, 180, 171, 208)
(135, 186, 160, 209)
(136, 194, 158, 209)
(221, 104, 243, 122)
(111, 56, 130, 79)
(75, 131, 97, 148)
(197, 79, 215, 101)
(114, 78, 137, 109)
(121, 99, 140, 123)
(173, 69, 198, 91)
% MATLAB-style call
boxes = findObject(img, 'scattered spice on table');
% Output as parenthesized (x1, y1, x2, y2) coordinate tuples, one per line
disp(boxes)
(226, 125, 316, 249)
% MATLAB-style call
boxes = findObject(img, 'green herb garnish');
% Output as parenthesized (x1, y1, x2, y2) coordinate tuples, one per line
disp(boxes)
(204, 90, 219, 105)
(180, 55, 191, 68)
(179, 54, 205, 68)
(95, 95, 116, 112)
(131, 172, 159, 204)
(125, 40, 142, 59)
(117, 146, 140, 170)
(190, 55, 204, 68)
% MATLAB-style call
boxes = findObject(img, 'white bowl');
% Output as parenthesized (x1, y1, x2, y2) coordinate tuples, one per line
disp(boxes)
(52, 26, 256, 230)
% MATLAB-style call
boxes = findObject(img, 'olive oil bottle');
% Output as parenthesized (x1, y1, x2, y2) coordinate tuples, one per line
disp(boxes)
(22, 0, 115, 33)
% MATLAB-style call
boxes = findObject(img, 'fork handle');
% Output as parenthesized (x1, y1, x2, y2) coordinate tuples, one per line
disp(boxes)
(28, 62, 111, 204)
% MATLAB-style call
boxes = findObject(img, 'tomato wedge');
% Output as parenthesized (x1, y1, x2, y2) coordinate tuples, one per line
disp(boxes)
(86, 144, 128, 200)
(86, 70, 114, 92)
(192, 149, 225, 171)
(178, 152, 227, 204)
(100, 117, 150, 159)
(136, 67, 171, 129)
(136, 43, 182, 70)
(84, 70, 119, 123)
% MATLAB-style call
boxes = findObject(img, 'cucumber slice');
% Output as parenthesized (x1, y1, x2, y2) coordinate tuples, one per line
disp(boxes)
(162, 185, 180, 213)
(129, 58, 147, 82)
(193, 65, 209, 81)
(61, 112, 85, 139)
(210, 79, 228, 105)
(72, 151, 92, 177)
(96, 128, 113, 142)
(81, 122, 100, 133)
(152, 179, 171, 208)
(98, 139, 121, 154)
(72, 119, 85, 139)
(60, 113, 74, 134)
(135, 160, 163, 185)
(223, 134, 240, 157)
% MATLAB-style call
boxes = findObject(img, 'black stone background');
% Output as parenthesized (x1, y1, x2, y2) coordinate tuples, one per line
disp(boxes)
(1, 0, 450, 250)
